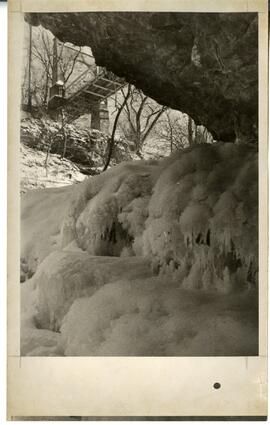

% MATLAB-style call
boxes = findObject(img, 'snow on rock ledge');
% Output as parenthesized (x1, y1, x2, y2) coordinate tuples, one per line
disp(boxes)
(21, 143, 258, 356)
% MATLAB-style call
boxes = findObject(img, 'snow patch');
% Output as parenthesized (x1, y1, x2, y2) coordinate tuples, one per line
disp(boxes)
(20, 144, 85, 193)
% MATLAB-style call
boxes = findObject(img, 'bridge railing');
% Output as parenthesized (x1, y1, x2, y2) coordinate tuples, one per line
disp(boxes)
(65, 66, 97, 98)
(65, 65, 125, 100)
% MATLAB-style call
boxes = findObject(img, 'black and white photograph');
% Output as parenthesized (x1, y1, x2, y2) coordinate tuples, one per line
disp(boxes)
(19, 10, 259, 359)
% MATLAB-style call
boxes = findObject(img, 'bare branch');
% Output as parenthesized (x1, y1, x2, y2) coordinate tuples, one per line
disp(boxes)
(141, 106, 167, 143)
(63, 47, 81, 83)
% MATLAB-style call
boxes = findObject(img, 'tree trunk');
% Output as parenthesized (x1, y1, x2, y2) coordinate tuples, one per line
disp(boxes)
(61, 109, 67, 159)
(103, 85, 131, 171)
(27, 24, 32, 111)
(188, 115, 193, 146)
(170, 123, 173, 153)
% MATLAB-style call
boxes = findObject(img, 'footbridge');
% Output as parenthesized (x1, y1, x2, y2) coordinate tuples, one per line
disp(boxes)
(48, 40, 126, 131)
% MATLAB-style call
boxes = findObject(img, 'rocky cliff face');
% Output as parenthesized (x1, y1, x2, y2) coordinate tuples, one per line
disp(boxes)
(25, 12, 258, 144)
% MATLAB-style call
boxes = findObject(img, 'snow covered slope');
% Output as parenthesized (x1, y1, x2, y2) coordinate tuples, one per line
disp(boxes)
(20, 144, 86, 193)
(21, 143, 258, 356)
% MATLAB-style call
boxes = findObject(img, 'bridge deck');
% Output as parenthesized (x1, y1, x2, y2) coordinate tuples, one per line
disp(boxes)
(49, 66, 126, 120)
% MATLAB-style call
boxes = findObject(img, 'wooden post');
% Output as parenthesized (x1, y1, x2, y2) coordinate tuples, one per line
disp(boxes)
(100, 99, 110, 134)
(91, 102, 101, 131)
(52, 37, 58, 85)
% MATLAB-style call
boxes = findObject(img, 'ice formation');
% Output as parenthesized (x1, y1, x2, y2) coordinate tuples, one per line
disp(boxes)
(21, 143, 258, 356)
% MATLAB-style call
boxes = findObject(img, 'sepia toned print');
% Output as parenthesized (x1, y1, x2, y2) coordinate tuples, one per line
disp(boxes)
(20, 11, 259, 357)
(7, 0, 268, 418)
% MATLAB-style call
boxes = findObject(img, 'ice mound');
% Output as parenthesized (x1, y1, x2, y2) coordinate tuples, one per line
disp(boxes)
(143, 143, 258, 291)
(60, 160, 155, 255)
(60, 278, 258, 356)
(21, 143, 258, 356)
(21, 277, 62, 356)
(34, 251, 151, 331)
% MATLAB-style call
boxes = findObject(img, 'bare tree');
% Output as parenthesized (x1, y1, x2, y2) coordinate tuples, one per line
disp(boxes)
(154, 110, 189, 152)
(103, 84, 132, 171)
(188, 115, 194, 146)
(21, 26, 94, 165)
(27, 24, 33, 110)
(23, 26, 87, 108)
(194, 125, 214, 144)
(155, 111, 213, 152)
(115, 86, 167, 154)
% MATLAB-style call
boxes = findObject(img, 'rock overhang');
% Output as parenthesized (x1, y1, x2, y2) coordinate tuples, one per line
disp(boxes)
(25, 12, 258, 144)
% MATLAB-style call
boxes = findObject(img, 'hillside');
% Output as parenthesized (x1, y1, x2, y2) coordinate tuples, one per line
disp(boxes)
(21, 144, 86, 193)
(20, 115, 173, 193)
